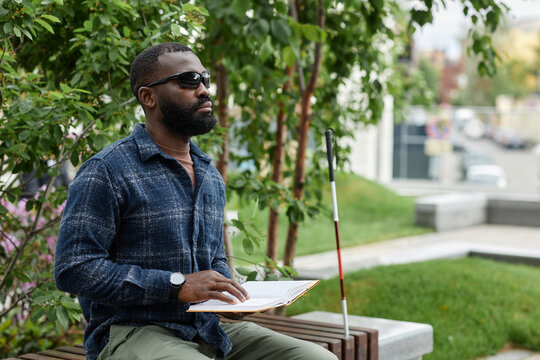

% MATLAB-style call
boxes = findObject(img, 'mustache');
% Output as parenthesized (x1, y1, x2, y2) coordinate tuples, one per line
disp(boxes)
(194, 96, 213, 109)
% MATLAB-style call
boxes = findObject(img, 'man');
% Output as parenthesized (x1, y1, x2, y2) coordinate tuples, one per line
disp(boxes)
(54, 42, 337, 360)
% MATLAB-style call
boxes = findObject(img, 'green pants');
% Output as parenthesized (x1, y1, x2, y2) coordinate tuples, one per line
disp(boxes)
(96, 322, 338, 360)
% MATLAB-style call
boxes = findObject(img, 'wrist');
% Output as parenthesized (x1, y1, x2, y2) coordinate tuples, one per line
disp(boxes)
(169, 272, 186, 300)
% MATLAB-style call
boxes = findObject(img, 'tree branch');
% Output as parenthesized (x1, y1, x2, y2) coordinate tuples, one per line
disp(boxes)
(289, 0, 306, 94)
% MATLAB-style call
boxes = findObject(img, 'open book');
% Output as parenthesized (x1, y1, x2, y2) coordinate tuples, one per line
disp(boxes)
(187, 280, 319, 313)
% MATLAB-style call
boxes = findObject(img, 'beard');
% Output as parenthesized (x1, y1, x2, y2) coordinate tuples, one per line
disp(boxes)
(158, 95, 217, 137)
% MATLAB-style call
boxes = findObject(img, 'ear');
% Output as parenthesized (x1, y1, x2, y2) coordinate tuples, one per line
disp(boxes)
(138, 87, 157, 109)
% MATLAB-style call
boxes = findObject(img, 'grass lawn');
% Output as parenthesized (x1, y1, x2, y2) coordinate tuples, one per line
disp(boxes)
(286, 258, 540, 360)
(228, 172, 432, 263)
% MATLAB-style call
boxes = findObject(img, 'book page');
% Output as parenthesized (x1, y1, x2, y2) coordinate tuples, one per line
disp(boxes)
(242, 280, 317, 300)
(186, 280, 319, 313)
(187, 297, 281, 312)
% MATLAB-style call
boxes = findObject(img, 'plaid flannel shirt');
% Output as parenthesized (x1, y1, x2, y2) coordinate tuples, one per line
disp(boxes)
(54, 124, 231, 360)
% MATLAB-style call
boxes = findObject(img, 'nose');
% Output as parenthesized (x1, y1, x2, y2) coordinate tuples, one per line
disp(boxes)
(195, 82, 210, 98)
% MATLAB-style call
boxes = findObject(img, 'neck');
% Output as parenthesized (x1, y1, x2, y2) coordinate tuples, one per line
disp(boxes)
(145, 121, 190, 151)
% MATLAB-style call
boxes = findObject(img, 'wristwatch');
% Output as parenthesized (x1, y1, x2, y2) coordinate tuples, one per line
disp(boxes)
(169, 272, 186, 300)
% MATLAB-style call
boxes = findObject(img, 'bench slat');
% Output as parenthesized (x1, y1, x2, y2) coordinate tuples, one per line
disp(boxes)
(225, 316, 356, 360)
(249, 313, 378, 360)
(38, 350, 85, 360)
(18, 354, 64, 360)
(53, 348, 85, 356)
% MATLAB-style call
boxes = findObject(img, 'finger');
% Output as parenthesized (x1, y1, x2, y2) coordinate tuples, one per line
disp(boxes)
(206, 272, 249, 300)
(220, 279, 250, 300)
(209, 291, 239, 304)
(209, 282, 246, 303)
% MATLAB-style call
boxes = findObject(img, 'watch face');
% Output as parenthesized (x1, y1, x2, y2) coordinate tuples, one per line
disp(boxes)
(171, 272, 185, 286)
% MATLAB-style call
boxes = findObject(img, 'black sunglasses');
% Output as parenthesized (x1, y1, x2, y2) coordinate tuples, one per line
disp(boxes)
(144, 71, 210, 89)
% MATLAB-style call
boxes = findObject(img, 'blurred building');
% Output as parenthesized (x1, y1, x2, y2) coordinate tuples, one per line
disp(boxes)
(419, 49, 465, 105)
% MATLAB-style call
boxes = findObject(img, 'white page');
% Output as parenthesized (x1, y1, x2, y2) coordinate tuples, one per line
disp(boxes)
(242, 280, 314, 300)
(188, 297, 281, 312)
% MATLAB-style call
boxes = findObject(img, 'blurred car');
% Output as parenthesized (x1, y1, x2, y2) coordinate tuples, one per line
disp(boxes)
(450, 132, 467, 152)
(493, 127, 526, 149)
(465, 164, 507, 188)
(461, 152, 494, 177)
(463, 118, 485, 139)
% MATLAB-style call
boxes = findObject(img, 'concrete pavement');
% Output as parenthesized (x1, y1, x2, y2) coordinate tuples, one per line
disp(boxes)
(292, 224, 540, 280)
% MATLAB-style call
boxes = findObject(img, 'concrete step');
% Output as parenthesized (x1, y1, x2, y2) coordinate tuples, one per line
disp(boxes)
(477, 349, 540, 360)
(292, 311, 433, 360)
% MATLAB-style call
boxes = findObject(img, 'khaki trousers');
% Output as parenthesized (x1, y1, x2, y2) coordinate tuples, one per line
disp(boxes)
(96, 321, 338, 360)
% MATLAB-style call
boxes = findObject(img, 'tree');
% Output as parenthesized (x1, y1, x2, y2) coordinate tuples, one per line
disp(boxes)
(0, 0, 208, 355)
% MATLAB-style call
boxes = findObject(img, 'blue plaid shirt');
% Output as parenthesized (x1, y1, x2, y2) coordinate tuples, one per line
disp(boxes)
(54, 124, 232, 360)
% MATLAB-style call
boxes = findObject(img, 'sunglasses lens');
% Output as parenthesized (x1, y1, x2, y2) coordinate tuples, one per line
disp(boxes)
(177, 72, 201, 88)
(202, 73, 210, 88)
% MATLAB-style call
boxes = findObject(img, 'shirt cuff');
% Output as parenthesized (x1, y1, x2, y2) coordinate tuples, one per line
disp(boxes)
(145, 269, 171, 304)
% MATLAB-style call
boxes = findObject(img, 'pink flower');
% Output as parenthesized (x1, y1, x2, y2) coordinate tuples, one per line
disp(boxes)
(0, 234, 20, 255)
(55, 201, 66, 216)
(46, 235, 56, 252)
(40, 254, 54, 263)
(21, 282, 35, 292)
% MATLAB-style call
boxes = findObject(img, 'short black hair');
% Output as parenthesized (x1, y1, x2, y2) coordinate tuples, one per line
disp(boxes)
(130, 42, 193, 102)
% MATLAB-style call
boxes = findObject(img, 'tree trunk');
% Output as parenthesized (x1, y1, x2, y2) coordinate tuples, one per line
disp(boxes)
(215, 58, 235, 271)
(266, 65, 295, 264)
(283, 0, 325, 268)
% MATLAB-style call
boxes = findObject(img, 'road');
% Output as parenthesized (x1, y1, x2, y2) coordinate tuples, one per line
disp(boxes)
(388, 135, 540, 197)
(460, 136, 539, 194)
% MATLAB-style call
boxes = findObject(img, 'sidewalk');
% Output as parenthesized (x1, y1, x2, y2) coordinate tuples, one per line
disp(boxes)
(293, 224, 540, 280)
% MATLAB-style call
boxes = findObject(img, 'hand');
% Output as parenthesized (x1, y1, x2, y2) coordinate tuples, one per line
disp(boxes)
(178, 270, 250, 304)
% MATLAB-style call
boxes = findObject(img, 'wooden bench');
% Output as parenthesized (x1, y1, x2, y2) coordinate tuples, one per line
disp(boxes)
(5, 314, 378, 360)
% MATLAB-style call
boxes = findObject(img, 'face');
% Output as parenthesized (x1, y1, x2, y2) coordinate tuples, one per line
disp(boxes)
(152, 52, 217, 137)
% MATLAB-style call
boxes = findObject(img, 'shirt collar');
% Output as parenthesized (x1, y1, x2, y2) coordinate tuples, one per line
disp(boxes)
(132, 123, 212, 164)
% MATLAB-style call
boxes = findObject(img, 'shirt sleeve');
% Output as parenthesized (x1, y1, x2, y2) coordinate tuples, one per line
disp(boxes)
(54, 158, 171, 306)
(211, 225, 232, 279)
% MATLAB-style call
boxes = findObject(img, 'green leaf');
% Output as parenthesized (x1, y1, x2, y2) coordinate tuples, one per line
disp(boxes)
(83, 19, 92, 31)
(259, 40, 273, 62)
(301, 24, 324, 42)
(20, 27, 34, 40)
(41, 14, 61, 23)
(33, 295, 53, 304)
(248, 19, 270, 40)
(371, 0, 384, 11)
(265, 272, 279, 281)
(3, 22, 13, 34)
(13, 27, 21, 38)
(99, 15, 111, 26)
(171, 23, 181, 36)
(486, 10, 499, 32)
(242, 237, 254, 255)
(30, 307, 45, 322)
(230, 219, 246, 232)
(231, 0, 251, 19)
(270, 19, 291, 44)
(236, 266, 254, 276)
(246, 271, 258, 281)
(282, 46, 296, 67)
(60, 83, 71, 93)
(182, 3, 196, 12)
(19, 99, 33, 114)
(57, 306, 69, 328)
(70, 151, 80, 167)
